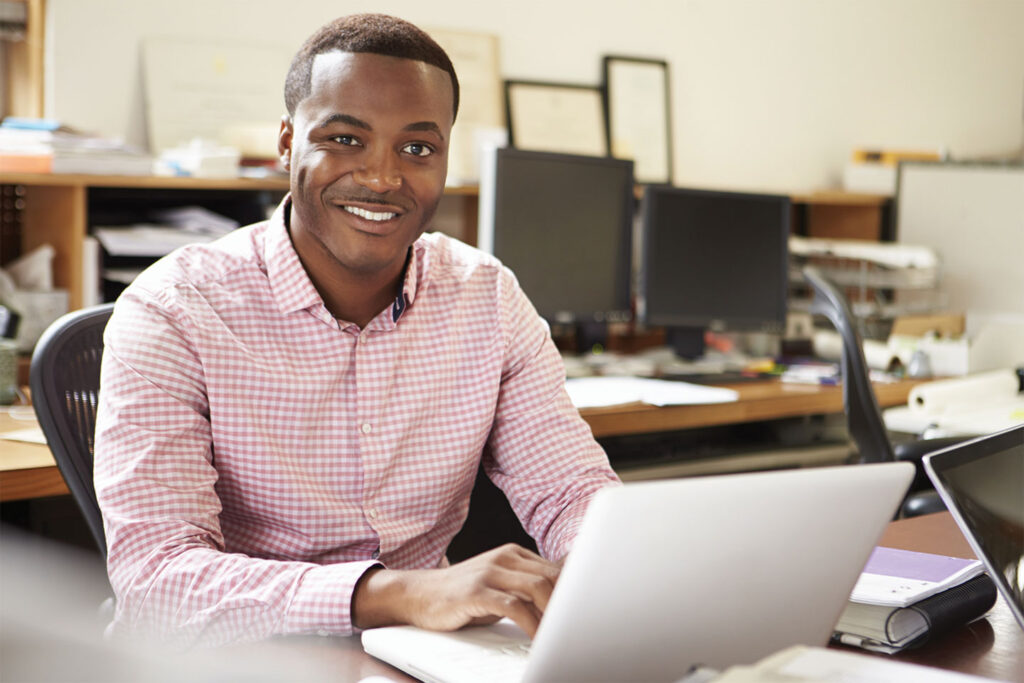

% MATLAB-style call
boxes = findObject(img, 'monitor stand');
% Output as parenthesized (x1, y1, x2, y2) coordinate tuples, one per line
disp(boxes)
(575, 321, 610, 355)
(665, 326, 706, 360)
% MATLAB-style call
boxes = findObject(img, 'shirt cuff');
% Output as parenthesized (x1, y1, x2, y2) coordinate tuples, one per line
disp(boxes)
(280, 559, 382, 636)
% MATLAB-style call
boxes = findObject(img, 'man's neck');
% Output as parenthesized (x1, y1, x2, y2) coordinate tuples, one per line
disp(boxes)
(320, 262, 405, 328)
(285, 203, 411, 328)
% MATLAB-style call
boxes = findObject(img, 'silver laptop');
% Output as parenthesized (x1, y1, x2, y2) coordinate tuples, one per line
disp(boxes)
(362, 462, 913, 683)
(924, 423, 1024, 630)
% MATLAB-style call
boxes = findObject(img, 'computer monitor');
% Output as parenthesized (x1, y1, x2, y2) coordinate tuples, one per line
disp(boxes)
(478, 148, 635, 333)
(640, 186, 790, 358)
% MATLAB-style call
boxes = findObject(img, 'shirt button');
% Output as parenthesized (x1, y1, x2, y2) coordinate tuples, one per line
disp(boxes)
(360, 423, 372, 434)
(372, 549, 380, 559)
(367, 508, 378, 521)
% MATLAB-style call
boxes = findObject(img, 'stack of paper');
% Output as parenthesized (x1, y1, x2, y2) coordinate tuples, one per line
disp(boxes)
(564, 376, 738, 409)
(95, 206, 239, 259)
(0, 118, 153, 175)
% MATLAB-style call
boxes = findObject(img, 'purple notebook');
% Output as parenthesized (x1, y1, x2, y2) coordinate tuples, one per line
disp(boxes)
(848, 547, 983, 607)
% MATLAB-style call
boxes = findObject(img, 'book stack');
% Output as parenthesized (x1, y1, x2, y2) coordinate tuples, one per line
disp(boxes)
(833, 547, 997, 654)
(0, 118, 153, 175)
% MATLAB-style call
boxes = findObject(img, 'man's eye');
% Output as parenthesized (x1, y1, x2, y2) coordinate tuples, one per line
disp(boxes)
(403, 143, 433, 157)
(331, 135, 359, 146)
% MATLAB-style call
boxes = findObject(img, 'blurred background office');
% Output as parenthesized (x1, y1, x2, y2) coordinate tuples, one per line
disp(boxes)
(6, 0, 1019, 192)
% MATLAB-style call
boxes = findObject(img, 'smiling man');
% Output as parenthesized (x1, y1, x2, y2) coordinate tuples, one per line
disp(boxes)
(93, 14, 619, 647)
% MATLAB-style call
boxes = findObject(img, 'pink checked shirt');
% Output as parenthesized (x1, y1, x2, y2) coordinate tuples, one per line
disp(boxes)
(93, 197, 620, 646)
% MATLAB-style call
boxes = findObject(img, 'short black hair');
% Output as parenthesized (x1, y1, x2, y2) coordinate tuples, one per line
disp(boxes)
(284, 14, 459, 121)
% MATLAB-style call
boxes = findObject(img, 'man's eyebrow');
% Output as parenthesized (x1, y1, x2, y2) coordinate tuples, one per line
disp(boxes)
(315, 115, 444, 141)
(404, 121, 445, 140)
(317, 113, 371, 130)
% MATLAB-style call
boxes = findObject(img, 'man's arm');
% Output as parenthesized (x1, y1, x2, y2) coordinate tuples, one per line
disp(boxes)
(95, 293, 377, 646)
(355, 268, 615, 639)
(484, 268, 622, 560)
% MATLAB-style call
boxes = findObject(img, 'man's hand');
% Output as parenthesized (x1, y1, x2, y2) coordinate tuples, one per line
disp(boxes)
(352, 544, 560, 638)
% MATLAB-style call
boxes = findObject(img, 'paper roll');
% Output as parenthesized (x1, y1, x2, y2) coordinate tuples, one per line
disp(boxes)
(811, 330, 897, 370)
(812, 330, 842, 361)
(908, 369, 1020, 416)
(863, 340, 898, 371)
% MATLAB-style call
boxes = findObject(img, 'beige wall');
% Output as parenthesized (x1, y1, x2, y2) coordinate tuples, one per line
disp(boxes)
(45, 0, 1024, 193)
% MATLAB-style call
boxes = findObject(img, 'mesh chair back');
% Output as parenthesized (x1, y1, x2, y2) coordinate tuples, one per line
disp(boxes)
(802, 266, 895, 464)
(29, 303, 114, 556)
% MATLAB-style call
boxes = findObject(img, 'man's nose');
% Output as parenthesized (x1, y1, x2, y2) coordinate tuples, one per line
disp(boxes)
(353, 149, 403, 193)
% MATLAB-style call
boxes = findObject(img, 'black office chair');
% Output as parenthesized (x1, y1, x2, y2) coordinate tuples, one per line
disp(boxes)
(447, 465, 538, 563)
(803, 266, 958, 518)
(29, 303, 114, 557)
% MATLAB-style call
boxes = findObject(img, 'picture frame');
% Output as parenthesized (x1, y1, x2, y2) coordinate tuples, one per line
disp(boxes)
(603, 56, 673, 184)
(427, 28, 504, 184)
(504, 80, 608, 157)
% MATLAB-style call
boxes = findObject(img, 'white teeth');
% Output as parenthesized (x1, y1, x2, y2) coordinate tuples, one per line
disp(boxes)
(344, 206, 397, 222)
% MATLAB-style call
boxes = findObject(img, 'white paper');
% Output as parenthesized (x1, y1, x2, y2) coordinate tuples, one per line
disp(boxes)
(777, 646, 988, 682)
(94, 226, 219, 257)
(565, 376, 738, 409)
(143, 37, 291, 154)
(0, 427, 47, 445)
(790, 235, 938, 270)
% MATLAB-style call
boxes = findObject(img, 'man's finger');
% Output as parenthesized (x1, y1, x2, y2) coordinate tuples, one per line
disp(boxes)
(481, 565, 557, 614)
(476, 587, 544, 638)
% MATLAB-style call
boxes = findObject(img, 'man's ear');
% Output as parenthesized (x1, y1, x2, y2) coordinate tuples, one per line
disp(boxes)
(278, 115, 293, 170)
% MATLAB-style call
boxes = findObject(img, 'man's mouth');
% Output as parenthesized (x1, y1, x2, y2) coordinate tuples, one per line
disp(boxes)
(343, 205, 398, 222)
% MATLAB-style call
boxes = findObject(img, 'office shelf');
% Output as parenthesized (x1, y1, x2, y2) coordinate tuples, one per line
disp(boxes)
(2, 173, 893, 315)
(0, 172, 479, 310)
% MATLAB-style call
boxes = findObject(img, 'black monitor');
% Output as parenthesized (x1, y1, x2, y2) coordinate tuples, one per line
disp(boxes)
(478, 148, 635, 336)
(640, 186, 790, 358)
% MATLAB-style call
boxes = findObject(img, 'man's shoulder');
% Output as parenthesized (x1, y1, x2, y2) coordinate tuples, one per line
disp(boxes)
(128, 222, 266, 299)
(416, 231, 504, 279)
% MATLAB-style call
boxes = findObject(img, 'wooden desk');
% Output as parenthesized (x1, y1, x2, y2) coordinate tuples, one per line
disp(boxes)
(0, 378, 920, 503)
(231, 512, 1022, 682)
(580, 376, 920, 438)
(868, 512, 1023, 681)
(0, 409, 67, 502)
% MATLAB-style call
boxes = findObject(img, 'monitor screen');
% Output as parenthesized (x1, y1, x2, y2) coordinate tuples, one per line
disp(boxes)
(478, 148, 635, 323)
(640, 186, 790, 333)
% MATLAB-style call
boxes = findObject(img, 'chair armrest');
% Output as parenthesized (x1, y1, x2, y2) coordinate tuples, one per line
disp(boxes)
(900, 489, 946, 518)
(893, 436, 968, 463)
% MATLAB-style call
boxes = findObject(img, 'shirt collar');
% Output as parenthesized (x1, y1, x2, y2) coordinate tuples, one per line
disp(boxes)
(264, 195, 326, 315)
(394, 242, 421, 322)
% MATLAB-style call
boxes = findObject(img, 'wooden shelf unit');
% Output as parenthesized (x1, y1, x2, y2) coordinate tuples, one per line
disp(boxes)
(790, 190, 892, 241)
(1, 171, 885, 313)
(1, 173, 289, 309)
(0, 173, 481, 310)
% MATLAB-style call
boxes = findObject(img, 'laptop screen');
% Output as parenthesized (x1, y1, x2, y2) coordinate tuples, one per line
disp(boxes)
(925, 425, 1024, 627)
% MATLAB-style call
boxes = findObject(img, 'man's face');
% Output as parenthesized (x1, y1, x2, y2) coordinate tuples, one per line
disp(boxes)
(279, 51, 453, 283)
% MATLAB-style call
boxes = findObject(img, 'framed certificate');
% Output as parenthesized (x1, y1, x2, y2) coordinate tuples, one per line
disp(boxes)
(603, 56, 673, 184)
(427, 28, 504, 184)
(504, 80, 608, 157)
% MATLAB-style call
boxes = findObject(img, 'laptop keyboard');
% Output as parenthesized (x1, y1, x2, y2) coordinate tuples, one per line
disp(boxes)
(440, 640, 531, 681)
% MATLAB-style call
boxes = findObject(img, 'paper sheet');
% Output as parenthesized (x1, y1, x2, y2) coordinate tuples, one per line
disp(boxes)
(565, 377, 738, 409)
(0, 427, 47, 445)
